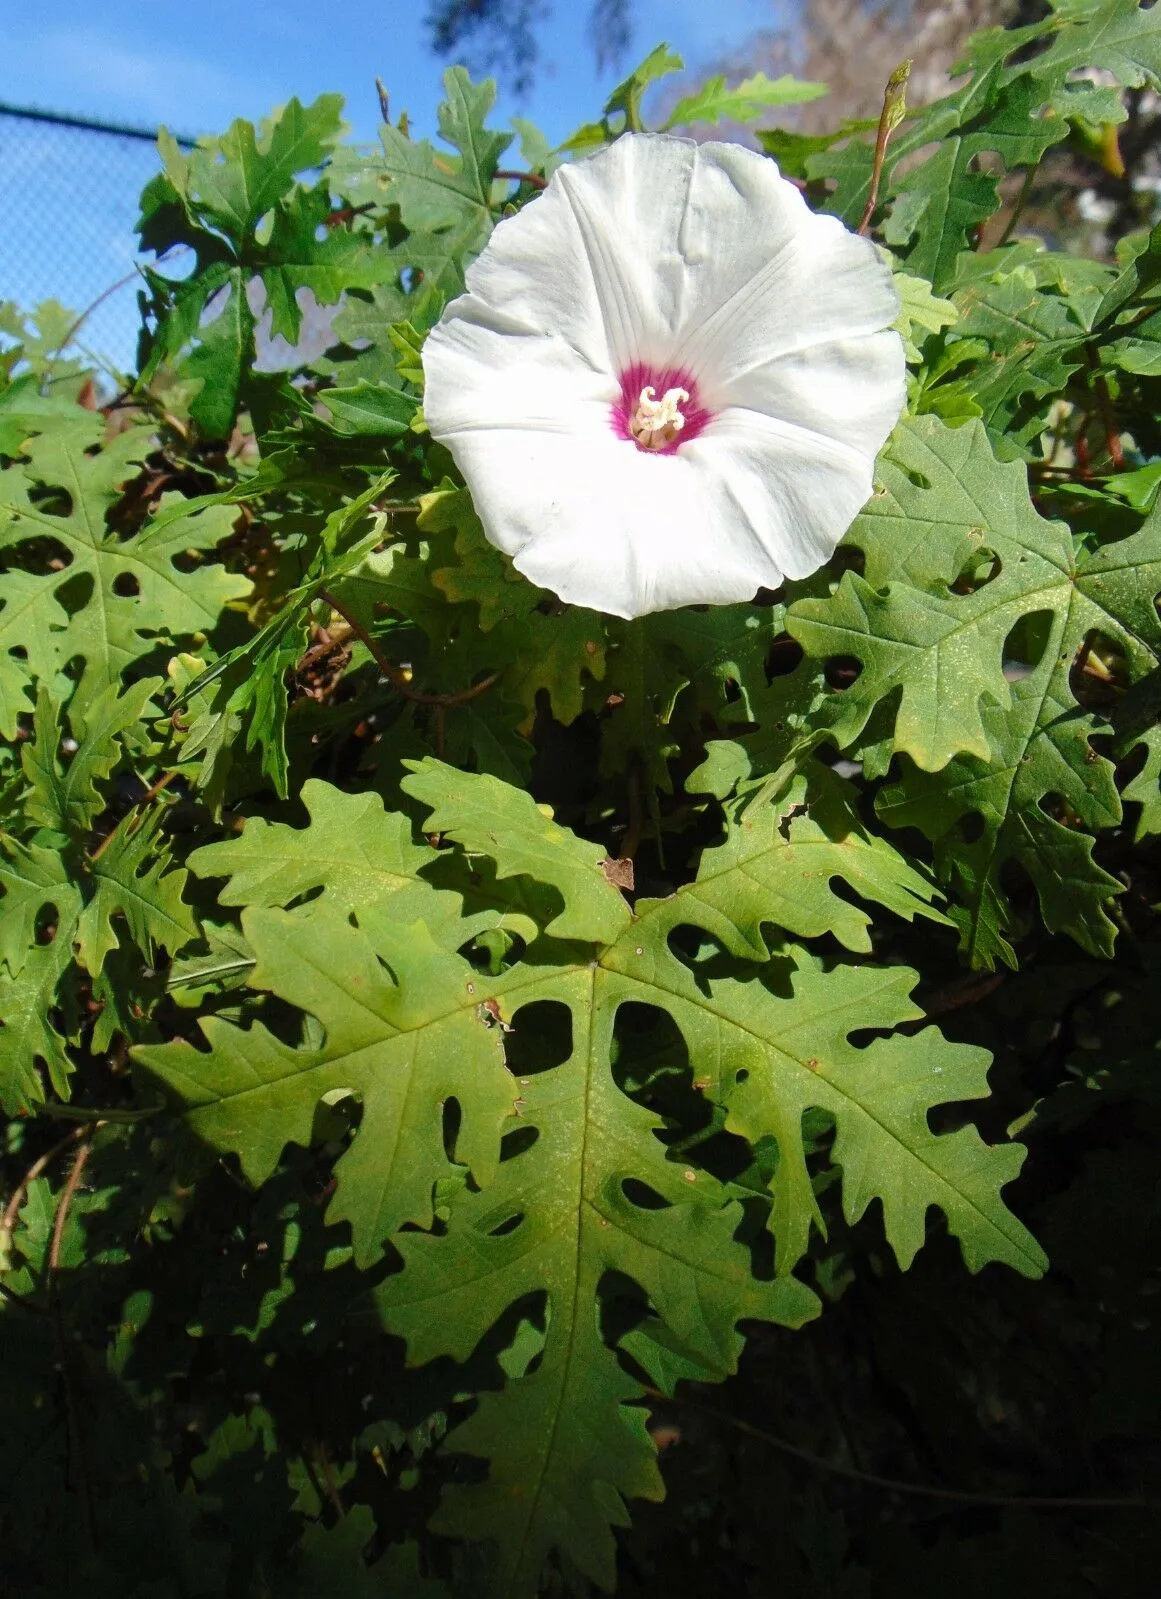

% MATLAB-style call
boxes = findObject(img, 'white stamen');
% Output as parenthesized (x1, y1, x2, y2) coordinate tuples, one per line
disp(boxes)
(630, 384, 690, 451)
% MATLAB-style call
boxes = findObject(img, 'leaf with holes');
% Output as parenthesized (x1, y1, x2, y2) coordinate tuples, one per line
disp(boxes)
(1007, 0, 1161, 95)
(186, 776, 538, 945)
(811, 70, 1070, 288)
(785, 416, 1156, 773)
(685, 765, 950, 957)
(135, 766, 1042, 1594)
(0, 839, 74, 979)
(135, 908, 518, 1264)
(141, 98, 396, 434)
(0, 912, 78, 1112)
(0, 567, 68, 740)
(876, 505, 1161, 966)
(0, 418, 249, 709)
(378, 967, 819, 1598)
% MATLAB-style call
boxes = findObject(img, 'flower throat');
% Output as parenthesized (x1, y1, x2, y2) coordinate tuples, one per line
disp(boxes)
(613, 362, 711, 456)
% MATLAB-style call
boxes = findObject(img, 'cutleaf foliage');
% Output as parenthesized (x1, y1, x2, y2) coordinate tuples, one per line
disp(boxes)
(139, 761, 1039, 1586)
(3, 17, 1160, 1598)
(0, 416, 247, 724)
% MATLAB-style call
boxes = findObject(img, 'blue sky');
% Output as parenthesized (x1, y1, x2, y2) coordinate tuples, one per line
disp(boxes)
(0, 1, 786, 369)
(1, 1, 783, 142)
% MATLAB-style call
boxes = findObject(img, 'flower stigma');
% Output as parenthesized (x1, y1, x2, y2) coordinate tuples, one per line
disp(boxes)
(630, 384, 691, 452)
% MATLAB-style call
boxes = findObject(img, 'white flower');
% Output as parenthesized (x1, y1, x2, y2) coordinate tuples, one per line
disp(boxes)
(422, 133, 905, 620)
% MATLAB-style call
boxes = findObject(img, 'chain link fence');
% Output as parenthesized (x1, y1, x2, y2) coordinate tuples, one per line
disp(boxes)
(0, 103, 194, 378)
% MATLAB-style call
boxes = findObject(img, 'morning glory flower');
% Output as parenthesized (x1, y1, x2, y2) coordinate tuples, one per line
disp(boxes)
(422, 133, 905, 620)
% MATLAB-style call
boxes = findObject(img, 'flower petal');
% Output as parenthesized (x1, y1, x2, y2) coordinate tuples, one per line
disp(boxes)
(670, 173, 902, 401)
(723, 329, 907, 461)
(443, 421, 779, 618)
(422, 133, 907, 620)
(689, 409, 880, 582)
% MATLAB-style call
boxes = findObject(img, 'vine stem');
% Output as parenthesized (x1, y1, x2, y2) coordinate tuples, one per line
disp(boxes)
(995, 163, 1038, 249)
(618, 763, 645, 865)
(858, 60, 912, 237)
(656, 1390, 1151, 1510)
(2, 1115, 101, 1319)
(317, 588, 499, 707)
(48, 1136, 94, 1277)
(49, 1135, 99, 1550)
(52, 268, 141, 358)
(494, 169, 548, 190)
(1, 1123, 89, 1241)
(88, 770, 178, 864)
(1085, 345, 1126, 469)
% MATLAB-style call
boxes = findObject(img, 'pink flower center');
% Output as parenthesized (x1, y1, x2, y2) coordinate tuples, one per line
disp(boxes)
(613, 362, 711, 455)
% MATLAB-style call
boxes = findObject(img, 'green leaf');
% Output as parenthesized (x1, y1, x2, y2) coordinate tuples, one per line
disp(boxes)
(663, 73, 826, 131)
(318, 378, 417, 437)
(876, 505, 1161, 966)
(0, 373, 84, 459)
(0, 917, 77, 1111)
(166, 916, 256, 1001)
(812, 70, 1070, 288)
(886, 77, 1071, 288)
(189, 777, 435, 911)
(424, 484, 539, 631)
(185, 477, 389, 799)
(288, 1512, 448, 1598)
(144, 99, 397, 436)
(505, 607, 608, 727)
(75, 806, 199, 977)
(1009, 0, 1161, 93)
(0, 839, 74, 978)
(0, 567, 68, 739)
(136, 906, 518, 1267)
(0, 418, 249, 707)
(23, 679, 161, 839)
(892, 268, 958, 364)
(1103, 334, 1161, 375)
(433, 67, 514, 210)
(816, 6, 1157, 289)
(164, 95, 346, 242)
(400, 758, 632, 946)
(380, 967, 819, 1596)
(343, 67, 510, 235)
(189, 270, 255, 436)
(258, 184, 401, 343)
(150, 772, 1043, 1286)
(685, 766, 950, 957)
(947, 258, 1093, 449)
(138, 770, 1043, 1590)
(604, 43, 684, 129)
(374, 485, 608, 736)
(756, 125, 856, 179)
(880, 723, 1123, 971)
(787, 416, 1087, 771)
(185, 776, 512, 948)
